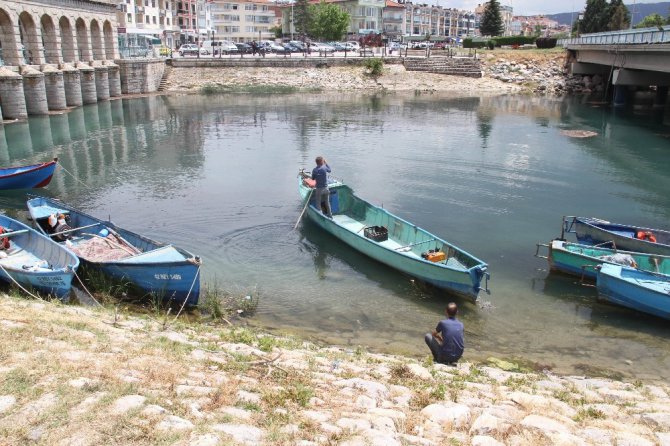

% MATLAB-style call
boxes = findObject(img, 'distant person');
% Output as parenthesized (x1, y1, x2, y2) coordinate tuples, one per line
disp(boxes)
(311, 156, 332, 218)
(424, 302, 464, 365)
(251, 40, 257, 56)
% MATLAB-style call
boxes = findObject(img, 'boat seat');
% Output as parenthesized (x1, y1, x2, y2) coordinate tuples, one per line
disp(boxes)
(116, 245, 187, 263)
(610, 230, 636, 238)
(30, 205, 70, 220)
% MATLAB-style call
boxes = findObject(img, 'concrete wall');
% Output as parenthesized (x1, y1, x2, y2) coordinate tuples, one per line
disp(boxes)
(170, 57, 404, 69)
(116, 59, 166, 94)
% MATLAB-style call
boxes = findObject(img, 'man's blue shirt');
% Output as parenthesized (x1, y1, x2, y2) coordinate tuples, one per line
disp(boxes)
(436, 317, 464, 361)
(312, 164, 331, 188)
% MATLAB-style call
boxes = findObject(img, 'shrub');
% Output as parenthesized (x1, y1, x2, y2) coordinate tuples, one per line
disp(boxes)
(493, 36, 537, 47)
(364, 58, 384, 76)
(536, 37, 558, 49)
(487, 40, 495, 50)
(463, 38, 489, 49)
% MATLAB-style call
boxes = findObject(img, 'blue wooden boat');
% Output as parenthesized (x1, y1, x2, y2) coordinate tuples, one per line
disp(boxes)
(564, 216, 670, 256)
(26, 196, 201, 306)
(597, 263, 670, 320)
(536, 239, 670, 280)
(0, 158, 58, 190)
(298, 171, 489, 301)
(0, 214, 78, 298)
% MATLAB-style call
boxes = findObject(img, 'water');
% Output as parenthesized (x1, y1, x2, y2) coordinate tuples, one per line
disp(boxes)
(1, 93, 669, 380)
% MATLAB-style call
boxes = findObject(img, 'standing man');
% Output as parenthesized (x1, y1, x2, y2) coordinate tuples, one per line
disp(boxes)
(424, 302, 464, 365)
(311, 156, 332, 218)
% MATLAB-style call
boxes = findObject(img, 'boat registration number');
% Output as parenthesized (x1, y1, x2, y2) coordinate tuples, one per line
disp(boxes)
(154, 273, 182, 280)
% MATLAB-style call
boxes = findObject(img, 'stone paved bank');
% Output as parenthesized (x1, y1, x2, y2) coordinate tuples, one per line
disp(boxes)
(1, 296, 669, 445)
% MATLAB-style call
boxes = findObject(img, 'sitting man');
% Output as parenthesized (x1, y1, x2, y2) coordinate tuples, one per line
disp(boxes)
(424, 302, 464, 365)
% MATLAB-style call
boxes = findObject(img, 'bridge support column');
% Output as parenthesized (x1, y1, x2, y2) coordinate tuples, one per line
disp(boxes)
(613, 85, 628, 107)
(654, 86, 668, 108)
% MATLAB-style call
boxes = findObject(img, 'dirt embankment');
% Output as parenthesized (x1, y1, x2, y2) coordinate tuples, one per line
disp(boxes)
(164, 48, 589, 96)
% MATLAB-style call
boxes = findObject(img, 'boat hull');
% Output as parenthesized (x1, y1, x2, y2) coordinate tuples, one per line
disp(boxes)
(572, 217, 670, 256)
(299, 177, 488, 301)
(597, 264, 670, 320)
(26, 196, 200, 306)
(0, 214, 78, 298)
(548, 240, 670, 280)
(0, 160, 57, 190)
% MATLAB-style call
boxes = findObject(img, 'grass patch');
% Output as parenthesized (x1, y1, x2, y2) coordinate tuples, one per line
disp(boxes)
(201, 285, 259, 321)
(574, 406, 605, 422)
(1, 368, 38, 398)
(201, 84, 322, 95)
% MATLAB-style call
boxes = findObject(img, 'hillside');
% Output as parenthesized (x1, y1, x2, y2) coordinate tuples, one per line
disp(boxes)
(547, 1, 670, 26)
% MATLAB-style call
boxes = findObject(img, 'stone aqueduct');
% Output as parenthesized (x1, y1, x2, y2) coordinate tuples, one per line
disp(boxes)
(0, 1, 165, 121)
(0, 1, 118, 67)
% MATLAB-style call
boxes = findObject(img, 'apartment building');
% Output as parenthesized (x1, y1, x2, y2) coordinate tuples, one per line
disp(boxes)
(209, 0, 276, 43)
(383, 0, 405, 40)
(403, 2, 478, 42)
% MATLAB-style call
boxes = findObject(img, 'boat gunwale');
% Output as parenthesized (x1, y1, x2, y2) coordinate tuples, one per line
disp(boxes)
(0, 160, 57, 179)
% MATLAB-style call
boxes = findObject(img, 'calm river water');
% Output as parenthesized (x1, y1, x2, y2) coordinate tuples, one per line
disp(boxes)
(1, 93, 669, 380)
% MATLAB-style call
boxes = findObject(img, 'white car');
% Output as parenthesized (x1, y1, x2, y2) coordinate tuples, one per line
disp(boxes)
(310, 43, 335, 53)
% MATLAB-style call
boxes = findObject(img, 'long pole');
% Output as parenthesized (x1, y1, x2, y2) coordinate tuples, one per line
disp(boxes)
(294, 189, 314, 230)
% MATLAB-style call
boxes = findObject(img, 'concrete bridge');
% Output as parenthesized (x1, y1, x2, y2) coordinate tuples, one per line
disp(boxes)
(561, 26, 670, 106)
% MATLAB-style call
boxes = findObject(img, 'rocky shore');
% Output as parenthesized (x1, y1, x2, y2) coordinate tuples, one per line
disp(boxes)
(1, 296, 669, 445)
(163, 48, 604, 97)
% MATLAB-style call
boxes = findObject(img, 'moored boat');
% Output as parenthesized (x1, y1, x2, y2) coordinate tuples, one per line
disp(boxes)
(0, 158, 58, 190)
(0, 214, 79, 298)
(564, 216, 670, 256)
(536, 239, 670, 280)
(597, 263, 670, 320)
(26, 196, 201, 306)
(297, 171, 489, 301)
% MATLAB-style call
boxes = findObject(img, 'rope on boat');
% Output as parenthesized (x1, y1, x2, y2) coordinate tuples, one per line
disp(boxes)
(73, 269, 103, 307)
(172, 264, 201, 322)
(0, 263, 45, 301)
(58, 163, 93, 189)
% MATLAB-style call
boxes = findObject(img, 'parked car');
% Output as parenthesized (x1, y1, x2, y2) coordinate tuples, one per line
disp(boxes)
(284, 43, 303, 53)
(178, 44, 201, 56)
(235, 43, 253, 54)
(310, 43, 335, 53)
(218, 41, 239, 55)
(344, 41, 360, 51)
(289, 40, 306, 51)
(433, 42, 447, 49)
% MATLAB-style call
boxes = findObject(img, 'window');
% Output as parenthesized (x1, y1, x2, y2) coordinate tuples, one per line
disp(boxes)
(223, 15, 240, 21)
(127, 13, 132, 22)
(167, 18, 170, 25)
(146, 15, 150, 23)
(245, 4, 256, 10)
(153, 16, 157, 23)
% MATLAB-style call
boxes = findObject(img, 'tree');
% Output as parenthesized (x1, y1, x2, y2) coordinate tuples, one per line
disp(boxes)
(579, 0, 610, 33)
(309, 2, 350, 41)
(577, 0, 630, 33)
(634, 13, 666, 28)
(293, 0, 313, 39)
(479, 0, 504, 37)
(269, 25, 283, 39)
(608, 0, 630, 30)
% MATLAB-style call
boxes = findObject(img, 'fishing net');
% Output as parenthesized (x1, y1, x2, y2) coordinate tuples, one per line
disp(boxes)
(69, 234, 140, 262)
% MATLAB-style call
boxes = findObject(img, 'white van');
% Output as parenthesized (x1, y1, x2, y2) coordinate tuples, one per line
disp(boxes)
(201, 40, 238, 56)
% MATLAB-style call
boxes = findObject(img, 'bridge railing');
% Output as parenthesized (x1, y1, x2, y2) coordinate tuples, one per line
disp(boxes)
(559, 25, 670, 46)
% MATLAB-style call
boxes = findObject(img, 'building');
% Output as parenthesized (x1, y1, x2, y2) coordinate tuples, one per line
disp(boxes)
(210, 0, 276, 43)
(382, 0, 404, 40)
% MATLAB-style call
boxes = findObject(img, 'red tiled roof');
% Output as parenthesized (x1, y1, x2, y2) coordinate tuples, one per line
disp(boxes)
(385, 0, 404, 7)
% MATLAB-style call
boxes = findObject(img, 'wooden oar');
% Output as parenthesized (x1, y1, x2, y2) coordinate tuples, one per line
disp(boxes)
(50, 222, 101, 238)
(294, 189, 314, 230)
(0, 229, 29, 238)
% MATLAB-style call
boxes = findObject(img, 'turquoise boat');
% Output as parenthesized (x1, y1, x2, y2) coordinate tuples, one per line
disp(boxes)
(536, 239, 670, 280)
(0, 214, 79, 298)
(597, 263, 670, 320)
(298, 171, 489, 301)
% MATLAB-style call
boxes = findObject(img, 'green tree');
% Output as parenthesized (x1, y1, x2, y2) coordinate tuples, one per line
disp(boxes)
(269, 25, 283, 39)
(479, 0, 504, 36)
(634, 13, 666, 28)
(309, 2, 350, 41)
(608, 0, 630, 30)
(293, 0, 313, 39)
(580, 0, 610, 33)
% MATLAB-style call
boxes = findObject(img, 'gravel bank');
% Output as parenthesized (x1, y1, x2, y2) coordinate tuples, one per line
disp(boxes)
(1, 296, 669, 445)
